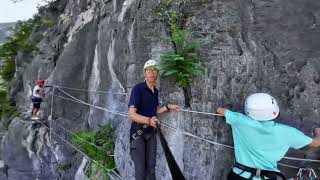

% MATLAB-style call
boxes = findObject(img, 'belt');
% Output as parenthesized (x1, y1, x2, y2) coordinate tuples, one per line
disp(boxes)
(131, 123, 150, 140)
(234, 162, 286, 180)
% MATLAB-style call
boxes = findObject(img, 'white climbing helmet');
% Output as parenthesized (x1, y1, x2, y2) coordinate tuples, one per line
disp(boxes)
(245, 93, 279, 121)
(143, 59, 159, 70)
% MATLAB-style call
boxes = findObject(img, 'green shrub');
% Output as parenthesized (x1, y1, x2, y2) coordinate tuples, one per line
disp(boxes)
(0, 90, 18, 129)
(0, 90, 6, 100)
(0, 19, 38, 82)
(159, 11, 205, 107)
(0, 59, 15, 82)
(58, 163, 72, 172)
(72, 124, 116, 178)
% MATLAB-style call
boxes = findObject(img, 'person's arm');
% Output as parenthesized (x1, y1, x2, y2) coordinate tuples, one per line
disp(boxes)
(310, 138, 320, 148)
(216, 107, 227, 117)
(40, 87, 47, 95)
(309, 128, 320, 148)
(216, 107, 243, 126)
(157, 104, 181, 114)
(43, 87, 51, 94)
(128, 107, 158, 128)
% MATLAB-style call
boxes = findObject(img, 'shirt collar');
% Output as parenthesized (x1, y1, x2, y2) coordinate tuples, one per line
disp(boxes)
(143, 81, 157, 93)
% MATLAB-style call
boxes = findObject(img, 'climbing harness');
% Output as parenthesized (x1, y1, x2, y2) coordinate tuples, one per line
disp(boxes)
(130, 123, 148, 140)
(234, 162, 286, 180)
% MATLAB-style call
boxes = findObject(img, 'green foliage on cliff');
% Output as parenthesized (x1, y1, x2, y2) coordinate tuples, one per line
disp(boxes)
(0, 90, 18, 129)
(160, 12, 204, 88)
(72, 124, 116, 178)
(156, 6, 205, 107)
(0, 19, 38, 82)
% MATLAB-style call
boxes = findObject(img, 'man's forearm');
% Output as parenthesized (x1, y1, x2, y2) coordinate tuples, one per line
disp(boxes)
(157, 105, 168, 114)
(128, 112, 150, 125)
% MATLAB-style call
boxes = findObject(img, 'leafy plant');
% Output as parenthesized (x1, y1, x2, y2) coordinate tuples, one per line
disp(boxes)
(159, 12, 205, 107)
(58, 163, 72, 171)
(72, 124, 116, 178)
(0, 19, 38, 82)
(0, 59, 15, 82)
(155, 0, 173, 18)
(0, 90, 19, 129)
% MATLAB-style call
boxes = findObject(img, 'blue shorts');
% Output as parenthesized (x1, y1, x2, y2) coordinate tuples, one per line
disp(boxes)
(32, 97, 42, 109)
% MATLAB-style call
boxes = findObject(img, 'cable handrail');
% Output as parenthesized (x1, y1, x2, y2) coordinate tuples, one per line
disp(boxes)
(56, 87, 128, 117)
(37, 120, 121, 179)
(51, 90, 320, 165)
(160, 122, 233, 149)
(49, 86, 233, 117)
(52, 85, 128, 96)
(180, 109, 224, 116)
(54, 121, 115, 157)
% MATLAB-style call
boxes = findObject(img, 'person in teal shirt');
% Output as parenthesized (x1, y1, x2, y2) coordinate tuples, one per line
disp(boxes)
(216, 93, 320, 180)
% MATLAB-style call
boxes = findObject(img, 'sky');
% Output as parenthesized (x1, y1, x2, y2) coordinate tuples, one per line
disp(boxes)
(0, 0, 45, 23)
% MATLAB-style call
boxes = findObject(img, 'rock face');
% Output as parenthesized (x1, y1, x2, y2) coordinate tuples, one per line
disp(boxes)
(1, 0, 320, 179)
(3, 118, 56, 180)
(0, 22, 15, 70)
(0, 23, 15, 45)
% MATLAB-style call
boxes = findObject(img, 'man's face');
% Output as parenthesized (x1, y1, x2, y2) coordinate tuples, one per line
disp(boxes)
(144, 67, 158, 82)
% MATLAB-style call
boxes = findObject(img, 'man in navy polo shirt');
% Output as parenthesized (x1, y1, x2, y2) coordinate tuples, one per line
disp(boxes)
(128, 59, 181, 180)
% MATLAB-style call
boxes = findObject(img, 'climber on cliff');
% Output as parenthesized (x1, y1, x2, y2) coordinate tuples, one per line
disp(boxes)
(31, 79, 46, 120)
(216, 93, 320, 180)
(127, 59, 181, 180)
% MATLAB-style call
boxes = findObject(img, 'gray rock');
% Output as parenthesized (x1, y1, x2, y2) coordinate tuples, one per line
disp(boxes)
(2, 0, 320, 179)
(0, 22, 15, 45)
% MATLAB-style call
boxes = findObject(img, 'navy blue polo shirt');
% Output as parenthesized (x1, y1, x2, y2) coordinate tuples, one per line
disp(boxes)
(128, 81, 159, 136)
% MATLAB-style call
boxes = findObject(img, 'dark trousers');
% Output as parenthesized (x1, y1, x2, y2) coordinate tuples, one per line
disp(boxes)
(130, 132, 157, 180)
